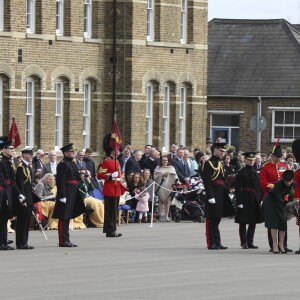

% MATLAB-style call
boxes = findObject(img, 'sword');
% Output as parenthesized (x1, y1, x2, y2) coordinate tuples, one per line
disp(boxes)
(31, 211, 47, 240)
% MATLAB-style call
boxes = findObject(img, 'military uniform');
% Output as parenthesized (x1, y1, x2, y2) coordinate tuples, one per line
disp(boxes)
(52, 144, 85, 247)
(97, 157, 122, 236)
(202, 150, 235, 249)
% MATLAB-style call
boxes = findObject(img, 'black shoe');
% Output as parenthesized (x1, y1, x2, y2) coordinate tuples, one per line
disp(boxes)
(0, 244, 14, 250)
(241, 243, 248, 249)
(208, 245, 219, 250)
(248, 244, 259, 249)
(284, 247, 293, 252)
(106, 232, 122, 237)
(17, 245, 34, 250)
(7, 240, 13, 244)
(295, 249, 300, 254)
(269, 248, 273, 252)
(219, 244, 228, 250)
(59, 242, 74, 248)
(69, 242, 78, 247)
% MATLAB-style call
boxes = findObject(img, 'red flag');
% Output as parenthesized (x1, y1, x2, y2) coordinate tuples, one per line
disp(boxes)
(8, 116, 21, 148)
(109, 116, 123, 154)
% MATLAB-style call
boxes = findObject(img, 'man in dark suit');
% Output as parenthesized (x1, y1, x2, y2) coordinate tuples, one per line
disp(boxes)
(141, 148, 159, 177)
(118, 145, 132, 172)
(125, 150, 142, 181)
(140, 145, 152, 167)
(42, 150, 58, 176)
(171, 148, 190, 183)
(84, 148, 98, 188)
(167, 144, 178, 163)
(75, 151, 87, 170)
(15, 147, 35, 250)
(32, 149, 45, 175)
(52, 144, 85, 247)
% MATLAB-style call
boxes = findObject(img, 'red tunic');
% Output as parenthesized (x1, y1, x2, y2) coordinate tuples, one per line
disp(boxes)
(294, 169, 300, 226)
(97, 157, 122, 197)
(260, 161, 288, 199)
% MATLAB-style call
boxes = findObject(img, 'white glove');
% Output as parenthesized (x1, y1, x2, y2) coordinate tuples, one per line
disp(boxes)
(111, 171, 118, 178)
(237, 204, 243, 208)
(208, 198, 216, 204)
(18, 194, 26, 206)
(59, 197, 66, 204)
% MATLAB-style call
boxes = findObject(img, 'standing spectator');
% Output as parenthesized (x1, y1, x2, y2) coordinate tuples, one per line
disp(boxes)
(32, 149, 45, 175)
(84, 148, 98, 188)
(141, 169, 155, 221)
(42, 151, 58, 176)
(235, 152, 261, 249)
(167, 144, 178, 162)
(260, 143, 290, 252)
(202, 143, 235, 250)
(154, 156, 178, 222)
(140, 145, 152, 167)
(254, 154, 262, 174)
(15, 148, 35, 250)
(286, 153, 297, 171)
(261, 153, 267, 164)
(135, 186, 149, 223)
(205, 137, 213, 153)
(75, 151, 86, 170)
(118, 145, 132, 172)
(195, 151, 206, 177)
(172, 148, 190, 184)
(142, 148, 159, 177)
(125, 150, 142, 180)
(223, 154, 238, 190)
(52, 143, 85, 247)
(184, 149, 198, 177)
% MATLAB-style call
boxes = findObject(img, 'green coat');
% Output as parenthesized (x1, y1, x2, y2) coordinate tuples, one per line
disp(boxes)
(262, 180, 295, 230)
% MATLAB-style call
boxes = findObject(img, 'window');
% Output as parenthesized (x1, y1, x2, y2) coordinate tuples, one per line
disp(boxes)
(27, 0, 35, 33)
(83, 81, 91, 149)
(26, 79, 34, 147)
(179, 86, 186, 146)
(55, 80, 63, 150)
(162, 84, 170, 152)
(181, 0, 187, 43)
(272, 108, 300, 142)
(146, 83, 153, 145)
(0, 77, 3, 135)
(56, 0, 64, 35)
(0, 0, 3, 31)
(147, 0, 154, 41)
(84, 0, 92, 38)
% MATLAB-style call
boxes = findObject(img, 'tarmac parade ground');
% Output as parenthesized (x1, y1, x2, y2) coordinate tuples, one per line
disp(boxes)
(1, 218, 300, 300)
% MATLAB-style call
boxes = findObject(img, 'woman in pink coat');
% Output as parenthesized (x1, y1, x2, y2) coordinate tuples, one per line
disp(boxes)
(135, 186, 149, 223)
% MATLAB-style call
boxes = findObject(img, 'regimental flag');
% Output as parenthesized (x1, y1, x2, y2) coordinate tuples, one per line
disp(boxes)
(109, 116, 122, 153)
(8, 116, 21, 148)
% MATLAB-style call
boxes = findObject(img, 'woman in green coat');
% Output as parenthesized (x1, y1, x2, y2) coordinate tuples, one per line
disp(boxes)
(263, 170, 295, 254)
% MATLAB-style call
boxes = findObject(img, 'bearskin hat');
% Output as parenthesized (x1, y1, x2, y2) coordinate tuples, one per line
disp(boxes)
(103, 134, 113, 157)
(292, 138, 300, 163)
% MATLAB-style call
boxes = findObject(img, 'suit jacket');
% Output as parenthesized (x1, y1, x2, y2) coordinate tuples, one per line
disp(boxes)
(125, 157, 141, 177)
(42, 162, 57, 177)
(76, 159, 86, 170)
(171, 157, 190, 183)
(32, 156, 44, 174)
(141, 157, 158, 177)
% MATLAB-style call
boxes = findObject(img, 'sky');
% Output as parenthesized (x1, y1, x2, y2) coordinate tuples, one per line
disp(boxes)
(208, 0, 300, 24)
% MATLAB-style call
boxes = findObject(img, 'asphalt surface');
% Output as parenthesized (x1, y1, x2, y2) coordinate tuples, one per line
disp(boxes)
(1, 218, 300, 300)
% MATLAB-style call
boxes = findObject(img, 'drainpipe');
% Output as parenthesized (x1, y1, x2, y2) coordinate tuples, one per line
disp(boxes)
(256, 96, 262, 151)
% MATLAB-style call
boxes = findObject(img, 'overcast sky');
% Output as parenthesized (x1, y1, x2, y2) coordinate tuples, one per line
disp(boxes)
(208, 0, 300, 24)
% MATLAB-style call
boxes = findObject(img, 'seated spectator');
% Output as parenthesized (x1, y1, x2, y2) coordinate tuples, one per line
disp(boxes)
(33, 173, 58, 230)
(78, 169, 105, 228)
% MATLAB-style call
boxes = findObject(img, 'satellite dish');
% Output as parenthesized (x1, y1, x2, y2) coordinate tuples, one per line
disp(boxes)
(250, 116, 267, 132)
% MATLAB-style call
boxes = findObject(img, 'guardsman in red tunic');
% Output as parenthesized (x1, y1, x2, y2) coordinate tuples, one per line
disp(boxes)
(97, 134, 123, 237)
(292, 138, 300, 254)
(260, 142, 290, 252)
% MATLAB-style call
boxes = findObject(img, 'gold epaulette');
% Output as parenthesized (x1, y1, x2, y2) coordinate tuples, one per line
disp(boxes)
(17, 162, 31, 184)
(99, 167, 107, 173)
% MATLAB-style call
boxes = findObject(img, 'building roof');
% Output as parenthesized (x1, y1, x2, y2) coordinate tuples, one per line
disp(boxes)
(208, 19, 300, 97)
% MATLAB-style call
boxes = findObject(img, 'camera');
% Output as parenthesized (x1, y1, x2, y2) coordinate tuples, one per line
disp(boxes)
(84, 174, 89, 178)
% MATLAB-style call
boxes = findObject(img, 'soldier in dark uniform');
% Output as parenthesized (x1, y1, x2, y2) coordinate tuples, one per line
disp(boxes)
(202, 143, 235, 250)
(97, 134, 123, 237)
(52, 144, 85, 247)
(15, 147, 35, 250)
(235, 152, 261, 249)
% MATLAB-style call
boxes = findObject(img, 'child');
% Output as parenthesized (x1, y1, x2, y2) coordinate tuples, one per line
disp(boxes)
(135, 186, 149, 223)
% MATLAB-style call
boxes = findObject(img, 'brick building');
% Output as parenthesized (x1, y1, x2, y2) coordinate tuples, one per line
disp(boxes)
(0, 0, 208, 155)
(208, 19, 300, 153)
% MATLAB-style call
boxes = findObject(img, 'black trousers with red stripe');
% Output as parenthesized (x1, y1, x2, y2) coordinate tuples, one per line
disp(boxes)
(58, 219, 70, 245)
(0, 201, 9, 246)
(205, 217, 221, 248)
(239, 223, 256, 246)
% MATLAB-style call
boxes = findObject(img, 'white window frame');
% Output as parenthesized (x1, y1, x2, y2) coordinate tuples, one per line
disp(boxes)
(0, 77, 3, 135)
(56, 0, 64, 36)
(84, 0, 92, 38)
(26, 79, 34, 147)
(83, 81, 91, 149)
(162, 84, 170, 153)
(27, 0, 35, 34)
(147, 0, 154, 41)
(179, 86, 186, 146)
(181, 0, 187, 44)
(270, 107, 300, 142)
(55, 80, 64, 150)
(146, 82, 153, 145)
(0, 0, 4, 32)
